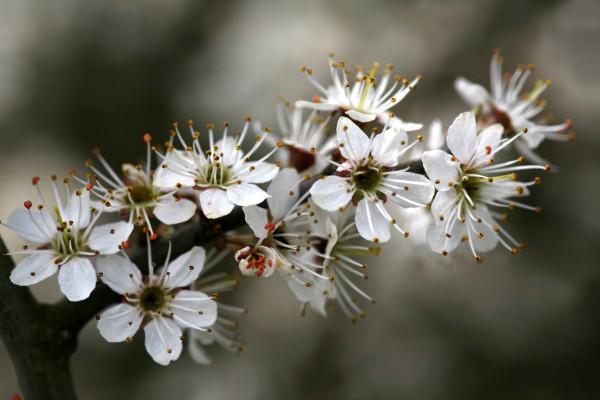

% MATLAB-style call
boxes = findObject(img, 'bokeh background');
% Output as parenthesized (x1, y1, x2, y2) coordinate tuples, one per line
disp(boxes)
(1, 0, 600, 398)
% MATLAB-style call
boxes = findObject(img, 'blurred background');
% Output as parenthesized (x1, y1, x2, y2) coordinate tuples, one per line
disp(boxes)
(1, 0, 599, 398)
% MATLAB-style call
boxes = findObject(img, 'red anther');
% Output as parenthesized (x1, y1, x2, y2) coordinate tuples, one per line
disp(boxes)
(337, 170, 351, 178)
(32, 176, 41, 185)
(485, 146, 492, 155)
(120, 240, 131, 249)
(264, 223, 276, 232)
(143, 133, 152, 143)
(24, 200, 33, 209)
(150, 232, 159, 241)
(268, 259, 273, 267)
(85, 182, 94, 191)
(11, 394, 22, 400)
(311, 95, 321, 103)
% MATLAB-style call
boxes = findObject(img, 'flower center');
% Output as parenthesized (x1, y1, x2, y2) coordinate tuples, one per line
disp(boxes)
(352, 164, 382, 193)
(52, 225, 90, 262)
(126, 184, 155, 205)
(203, 163, 233, 186)
(139, 286, 167, 313)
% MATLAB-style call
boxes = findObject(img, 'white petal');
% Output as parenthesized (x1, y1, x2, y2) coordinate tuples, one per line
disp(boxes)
(153, 151, 196, 189)
(421, 150, 461, 191)
(371, 128, 408, 166)
(267, 168, 301, 221)
(355, 198, 391, 243)
(97, 303, 143, 343)
(471, 207, 499, 253)
(308, 201, 338, 238)
(384, 172, 435, 207)
(6, 209, 55, 244)
(426, 119, 445, 151)
(95, 254, 142, 295)
(226, 183, 268, 207)
(336, 117, 371, 162)
(171, 290, 218, 329)
(88, 221, 134, 255)
(386, 116, 423, 132)
(243, 206, 269, 239)
(426, 222, 465, 254)
(153, 196, 197, 225)
(62, 190, 91, 230)
(163, 246, 206, 289)
(199, 189, 235, 219)
(58, 257, 97, 301)
(345, 109, 377, 123)
(286, 274, 330, 317)
(10, 251, 57, 286)
(430, 189, 460, 224)
(144, 317, 183, 366)
(474, 123, 504, 165)
(309, 176, 353, 212)
(447, 111, 478, 164)
(454, 77, 491, 108)
(237, 162, 279, 184)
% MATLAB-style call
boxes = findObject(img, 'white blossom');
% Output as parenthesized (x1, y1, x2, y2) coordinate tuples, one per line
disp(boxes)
(96, 243, 217, 366)
(421, 111, 547, 261)
(1, 177, 133, 301)
(309, 117, 435, 243)
(296, 56, 422, 131)
(72, 134, 197, 235)
(455, 51, 574, 164)
(154, 120, 279, 219)
(256, 102, 337, 175)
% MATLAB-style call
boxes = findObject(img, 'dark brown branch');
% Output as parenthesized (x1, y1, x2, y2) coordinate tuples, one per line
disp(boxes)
(0, 238, 79, 400)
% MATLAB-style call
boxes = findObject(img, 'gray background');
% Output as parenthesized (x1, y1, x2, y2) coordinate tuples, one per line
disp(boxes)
(1, 0, 599, 399)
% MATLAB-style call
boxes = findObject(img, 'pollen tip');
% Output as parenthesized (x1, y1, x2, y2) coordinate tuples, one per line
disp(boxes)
(543, 164, 551, 172)
(565, 118, 573, 128)
(474, 255, 483, 263)
(24, 200, 32, 209)
(31, 176, 40, 185)
(143, 133, 152, 143)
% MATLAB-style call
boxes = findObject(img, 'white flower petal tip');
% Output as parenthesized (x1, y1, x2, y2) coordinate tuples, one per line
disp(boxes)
(309, 176, 352, 212)
(88, 221, 134, 255)
(153, 196, 197, 225)
(144, 318, 183, 366)
(9, 251, 58, 286)
(58, 257, 97, 302)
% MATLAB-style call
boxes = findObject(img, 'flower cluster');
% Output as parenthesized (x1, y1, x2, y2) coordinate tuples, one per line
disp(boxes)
(1, 51, 571, 365)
